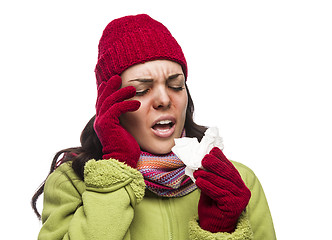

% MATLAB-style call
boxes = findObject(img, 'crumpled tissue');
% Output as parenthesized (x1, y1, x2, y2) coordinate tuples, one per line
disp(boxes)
(172, 127, 224, 182)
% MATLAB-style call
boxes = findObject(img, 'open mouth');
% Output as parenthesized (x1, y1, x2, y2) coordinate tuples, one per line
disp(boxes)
(151, 118, 176, 138)
(152, 120, 175, 132)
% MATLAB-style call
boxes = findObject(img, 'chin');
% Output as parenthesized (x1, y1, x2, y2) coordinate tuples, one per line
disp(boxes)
(142, 143, 174, 155)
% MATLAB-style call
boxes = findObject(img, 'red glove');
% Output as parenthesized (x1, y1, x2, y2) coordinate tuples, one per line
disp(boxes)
(94, 75, 141, 168)
(193, 147, 251, 233)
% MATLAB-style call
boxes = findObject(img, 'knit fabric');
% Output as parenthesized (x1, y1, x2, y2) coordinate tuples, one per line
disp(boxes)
(40, 159, 276, 239)
(94, 75, 141, 168)
(137, 151, 197, 197)
(95, 14, 187, 86)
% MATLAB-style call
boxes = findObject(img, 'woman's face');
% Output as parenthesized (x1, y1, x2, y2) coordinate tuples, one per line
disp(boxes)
(120, 60, 188, 154)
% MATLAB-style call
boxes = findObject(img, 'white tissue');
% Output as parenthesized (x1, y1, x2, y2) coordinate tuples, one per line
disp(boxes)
(172, 127, 224, 182)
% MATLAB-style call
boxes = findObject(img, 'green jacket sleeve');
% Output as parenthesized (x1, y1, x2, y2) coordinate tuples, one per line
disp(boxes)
(38, 159, 145, 240)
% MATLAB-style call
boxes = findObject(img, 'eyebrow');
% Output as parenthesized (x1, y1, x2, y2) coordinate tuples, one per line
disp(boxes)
(168, 73, 183, 80)
(128, 73, 184, 83)
(128, 78, 153, 83)
(167, 74, 185, 86)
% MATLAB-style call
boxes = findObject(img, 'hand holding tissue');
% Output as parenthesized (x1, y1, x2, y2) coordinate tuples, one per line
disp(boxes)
(172, 127, 224, 182)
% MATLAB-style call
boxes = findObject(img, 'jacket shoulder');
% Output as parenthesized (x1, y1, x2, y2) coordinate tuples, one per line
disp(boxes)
(231, 161, 277, 239)
(230, 160, 259, 189)
(231, 160, 256, 178)
(44, 162, 86, 197)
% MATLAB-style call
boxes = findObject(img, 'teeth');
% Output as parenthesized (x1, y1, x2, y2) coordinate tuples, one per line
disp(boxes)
(157, 128, 169, 132)
(156, 120, 172, 125)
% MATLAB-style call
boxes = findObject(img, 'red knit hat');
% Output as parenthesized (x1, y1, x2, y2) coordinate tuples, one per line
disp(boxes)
(95, 14, 187, 86)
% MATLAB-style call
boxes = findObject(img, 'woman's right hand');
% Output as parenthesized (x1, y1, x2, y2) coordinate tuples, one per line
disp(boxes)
(193, 147, 251, 233)
(94, 75, 141, 168)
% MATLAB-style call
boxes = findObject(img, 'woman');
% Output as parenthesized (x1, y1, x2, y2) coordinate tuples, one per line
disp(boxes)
(32, 14, 276, 239)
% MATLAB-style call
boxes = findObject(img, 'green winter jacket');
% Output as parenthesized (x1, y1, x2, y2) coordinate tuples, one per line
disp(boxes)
(38, 159, 276, 239)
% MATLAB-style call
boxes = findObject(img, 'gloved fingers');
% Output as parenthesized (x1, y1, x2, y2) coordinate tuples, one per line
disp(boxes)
(97, 86, 137, 117)
(196, 175, 250, 211)
(209, 147, 235, 169)
(109, 100, 141, 119)
(196, 167, 251, 205)
(194, 169, 241, 197)
(202, 153, 243, 187)
(194, 173, 230, 201)
(106, 75, 123, 94)
(201, 154, 236, 178)
(198, 191, 233, 212)
(111, 86, 137, 104)
(96, 75, 122, 113)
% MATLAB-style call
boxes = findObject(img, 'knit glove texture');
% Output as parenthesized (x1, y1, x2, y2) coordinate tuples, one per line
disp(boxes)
(193, 147, 251, 233)
(94, 75, 141, 168)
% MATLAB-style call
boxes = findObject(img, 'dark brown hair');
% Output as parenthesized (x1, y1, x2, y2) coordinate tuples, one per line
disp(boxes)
(31, 85, 207, 219)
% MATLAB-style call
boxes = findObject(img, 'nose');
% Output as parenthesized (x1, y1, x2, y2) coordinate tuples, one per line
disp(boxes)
(153, 86, 171, 110)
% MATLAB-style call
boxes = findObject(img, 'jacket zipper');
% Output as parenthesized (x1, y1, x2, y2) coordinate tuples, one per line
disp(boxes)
(163, 199, 174, 240)
(168, 199, 175, 240)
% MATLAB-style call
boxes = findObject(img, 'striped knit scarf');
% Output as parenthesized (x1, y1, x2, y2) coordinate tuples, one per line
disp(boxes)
(137, 151, 197, 197)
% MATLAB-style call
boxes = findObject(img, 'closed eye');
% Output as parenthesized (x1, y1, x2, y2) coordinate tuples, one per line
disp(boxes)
(136, 89, 150, 96)
(167, 74, 185, 92)
(169, 86, 185, 91)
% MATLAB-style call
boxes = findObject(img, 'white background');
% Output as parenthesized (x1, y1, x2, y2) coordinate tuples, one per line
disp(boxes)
(1, 0, 331, 239)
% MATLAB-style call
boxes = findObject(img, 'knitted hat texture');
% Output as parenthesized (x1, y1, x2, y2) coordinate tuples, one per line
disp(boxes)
(95, 14, 187, 86)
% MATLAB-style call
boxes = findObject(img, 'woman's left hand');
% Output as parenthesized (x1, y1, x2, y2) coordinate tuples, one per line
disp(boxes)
(193, 147, 251, 233)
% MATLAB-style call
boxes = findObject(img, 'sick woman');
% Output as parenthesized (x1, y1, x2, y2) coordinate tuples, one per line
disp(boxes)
(32, 14, 276, 239)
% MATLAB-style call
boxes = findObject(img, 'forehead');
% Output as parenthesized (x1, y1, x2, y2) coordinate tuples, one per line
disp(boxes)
(120, 60, 183, 81)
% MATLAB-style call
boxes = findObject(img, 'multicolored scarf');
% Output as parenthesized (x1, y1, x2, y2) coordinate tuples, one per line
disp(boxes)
(137, 151, 197, 197)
